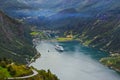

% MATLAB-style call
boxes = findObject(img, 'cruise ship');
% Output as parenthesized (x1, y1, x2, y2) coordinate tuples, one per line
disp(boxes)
(55, 45, 64, 52)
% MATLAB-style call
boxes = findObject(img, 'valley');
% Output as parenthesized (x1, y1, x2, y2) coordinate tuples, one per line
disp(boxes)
(0, 0, 120, 80)
(0, 11, 59, 80)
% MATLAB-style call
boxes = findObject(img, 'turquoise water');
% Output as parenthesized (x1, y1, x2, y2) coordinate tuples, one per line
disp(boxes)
(58, 41, 109, 60)
(31, 41, 120, 80)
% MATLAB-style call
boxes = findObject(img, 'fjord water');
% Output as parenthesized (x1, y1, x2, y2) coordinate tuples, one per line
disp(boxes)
(31, 41, 120, 80)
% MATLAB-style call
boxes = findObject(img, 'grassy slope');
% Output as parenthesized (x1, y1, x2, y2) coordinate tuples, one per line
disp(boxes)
(0, 66, 11, 79)
(30, 31, 49, 40)
(56, 37, 73, 42)
(26, 69, 59, 80)
(0, 59, 59, 80)
(100, 56, 120, 72)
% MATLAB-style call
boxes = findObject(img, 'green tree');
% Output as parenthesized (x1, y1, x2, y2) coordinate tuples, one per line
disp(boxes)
(0, 67, 11, 79)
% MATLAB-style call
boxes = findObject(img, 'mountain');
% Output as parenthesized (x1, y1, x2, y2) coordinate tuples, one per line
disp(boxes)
(42, 1, 120, 54)
(1, 0, 119, 18)
(0, 11, 36, 63)
(0, 11, 59, 80)
(0, 0, 31, 10)
(0, 0, 119, 54)
(78, 9, 120, 53)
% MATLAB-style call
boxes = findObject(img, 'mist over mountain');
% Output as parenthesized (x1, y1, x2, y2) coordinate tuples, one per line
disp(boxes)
(0, 0, 120, 53)
(0, 0, 119, 18)
(0, 0, 120, 79)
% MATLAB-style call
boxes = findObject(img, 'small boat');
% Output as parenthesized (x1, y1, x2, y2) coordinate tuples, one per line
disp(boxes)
(55, 45, 64, 52)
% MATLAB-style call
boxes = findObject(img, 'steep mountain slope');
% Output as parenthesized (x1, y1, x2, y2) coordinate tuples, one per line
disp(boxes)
(45, 5, 120, 54)
(17, 0, 119, 29)
(78, 10, 120, 53)
(0, 0, 119, 54)
(0, 11, 36, 63)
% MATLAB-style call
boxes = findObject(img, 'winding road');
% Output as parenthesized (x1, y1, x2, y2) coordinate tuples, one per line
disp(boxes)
(7, 69, 38, 80)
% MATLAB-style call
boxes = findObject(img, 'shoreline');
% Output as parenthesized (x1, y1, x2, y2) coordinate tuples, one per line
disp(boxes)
(33, 39, 120, 73)
(30, 40, 120, 80)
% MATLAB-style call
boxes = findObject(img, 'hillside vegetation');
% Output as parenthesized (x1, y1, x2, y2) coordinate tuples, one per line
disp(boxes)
(0, 58, 59, 80)
(100, 55, 120, 72)
(42, 5, 120, 72)
(0, 11, 36, 63)
(49, 8, 120, 54)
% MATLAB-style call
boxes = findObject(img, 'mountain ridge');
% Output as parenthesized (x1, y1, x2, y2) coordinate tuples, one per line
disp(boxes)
(44, 6, 120, 54)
